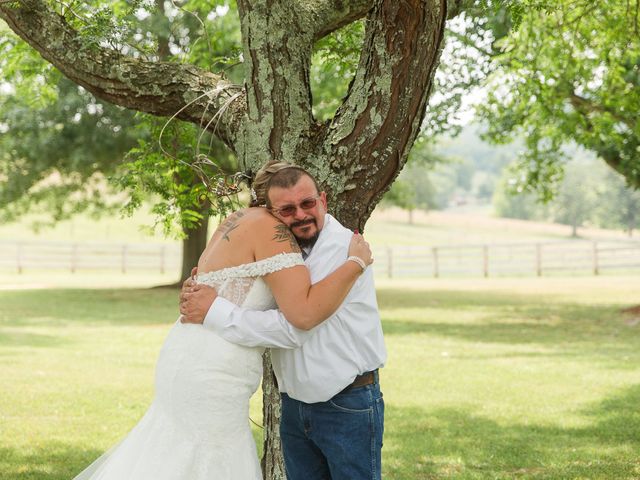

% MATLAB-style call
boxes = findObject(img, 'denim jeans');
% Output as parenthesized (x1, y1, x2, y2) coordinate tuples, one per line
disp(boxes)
(280, 381, 384, 480)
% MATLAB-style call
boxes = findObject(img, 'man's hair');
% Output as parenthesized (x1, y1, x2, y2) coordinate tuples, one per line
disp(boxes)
(250, 162, 320, 207)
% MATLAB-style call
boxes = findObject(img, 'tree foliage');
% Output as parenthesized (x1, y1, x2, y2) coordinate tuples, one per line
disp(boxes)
(493, 153, 640, 237)
(0, 2, 243, 237)
(0, 45, 139, 226)
(478, 0, 640, 196)
(1, 1, 453, 475)
(381, 138, 442, 216)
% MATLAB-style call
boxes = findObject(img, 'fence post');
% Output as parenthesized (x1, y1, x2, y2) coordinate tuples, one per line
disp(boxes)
(592, 241, 599, 275)
(71, 243, 78, 273)
(483, 245, 489, 277)
(536, 244, 542, 276)
(432, 247, 439, 278)
(386, 246, 393, 278)
(121, 244, 128, 273)
(17, 243, 23, 274)
(160, 245, 166, 274)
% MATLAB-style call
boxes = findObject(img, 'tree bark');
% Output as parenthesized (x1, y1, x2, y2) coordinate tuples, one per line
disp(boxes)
(180, 212, 209, 282)
(0, 0, 243, 150)
(319, 0, 448, 230)
(1, 1, 450, 477)
(260, 350, 285, 480)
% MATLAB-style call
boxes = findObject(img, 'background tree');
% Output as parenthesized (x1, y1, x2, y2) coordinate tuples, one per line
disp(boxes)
(0, 37, 139, 227)
(550, 160, 598, 237)
(492, 164, 545, 221)
(382, 180, 418, 223)
(0, 3, 243, 282)
(492, 151, 640, 238)
(0, 1, 459, 476)
(381, 137, 440, 221)
(478, 0, 640, 197)
(593, 167, 640, 237)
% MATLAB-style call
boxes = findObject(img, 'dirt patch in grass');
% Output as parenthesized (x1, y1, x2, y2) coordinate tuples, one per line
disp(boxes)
(622, 305, 640, 326)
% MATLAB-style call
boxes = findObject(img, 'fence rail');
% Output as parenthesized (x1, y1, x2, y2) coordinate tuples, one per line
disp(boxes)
(0, 240, 181, 274)
(1, 239, 639, 278)
(371, 240, 640, 278)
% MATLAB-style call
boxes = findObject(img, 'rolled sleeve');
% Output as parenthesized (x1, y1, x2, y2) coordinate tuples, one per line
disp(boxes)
(203, 296, 313, 349)
(203, 297, 236, 330)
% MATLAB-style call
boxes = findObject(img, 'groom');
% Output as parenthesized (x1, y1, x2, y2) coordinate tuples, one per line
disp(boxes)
(180, 163, 386, 480)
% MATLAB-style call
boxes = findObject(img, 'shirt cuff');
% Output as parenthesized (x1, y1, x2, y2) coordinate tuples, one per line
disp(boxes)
(203, 296, 236, 331)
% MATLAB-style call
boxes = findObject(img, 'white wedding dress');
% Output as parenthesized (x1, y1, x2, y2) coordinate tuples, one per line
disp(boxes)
(74, 252, 304, 480)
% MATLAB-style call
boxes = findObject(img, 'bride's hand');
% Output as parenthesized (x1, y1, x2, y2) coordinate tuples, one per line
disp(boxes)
(180, 283, 219, 324)
(348, 233, 373, 267)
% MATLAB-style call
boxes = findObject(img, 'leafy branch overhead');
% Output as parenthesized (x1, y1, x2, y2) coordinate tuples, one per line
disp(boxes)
(477, 0, 640, 194)
(1, 0, 449, 230)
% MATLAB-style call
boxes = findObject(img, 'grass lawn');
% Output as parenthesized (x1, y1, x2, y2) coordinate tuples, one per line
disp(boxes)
(1, 276, 639, 479)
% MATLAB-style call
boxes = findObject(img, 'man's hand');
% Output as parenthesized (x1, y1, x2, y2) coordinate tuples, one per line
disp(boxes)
(179, 267, 219, 324)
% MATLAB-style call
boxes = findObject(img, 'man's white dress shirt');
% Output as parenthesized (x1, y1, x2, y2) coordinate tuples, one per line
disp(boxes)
(204, 213, 387, 403)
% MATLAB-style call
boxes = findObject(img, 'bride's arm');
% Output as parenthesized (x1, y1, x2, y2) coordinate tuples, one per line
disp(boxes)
(256, 218, 372, 331)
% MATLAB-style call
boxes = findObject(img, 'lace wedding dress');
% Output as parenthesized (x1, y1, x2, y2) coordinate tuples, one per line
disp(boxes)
(73, 252, 304, 480)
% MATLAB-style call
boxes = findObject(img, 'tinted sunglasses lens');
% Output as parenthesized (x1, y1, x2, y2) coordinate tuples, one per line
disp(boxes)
(278, 206, 297, 217)
(300, 198, 317, 209)
(274, 197, 318, 216)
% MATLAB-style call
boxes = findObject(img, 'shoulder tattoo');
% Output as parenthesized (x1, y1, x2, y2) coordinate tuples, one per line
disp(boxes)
(272, 224, 301, 253)
(218, 210, 245, 242)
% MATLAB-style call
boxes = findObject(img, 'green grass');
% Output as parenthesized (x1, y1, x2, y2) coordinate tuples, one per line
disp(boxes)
(1, 277, 640, 479)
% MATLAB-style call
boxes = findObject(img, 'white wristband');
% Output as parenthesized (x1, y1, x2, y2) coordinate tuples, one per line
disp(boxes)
(347, 255, 367, 272)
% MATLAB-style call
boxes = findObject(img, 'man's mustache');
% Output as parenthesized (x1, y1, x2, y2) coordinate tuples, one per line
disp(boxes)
(291, 218, 315, 228)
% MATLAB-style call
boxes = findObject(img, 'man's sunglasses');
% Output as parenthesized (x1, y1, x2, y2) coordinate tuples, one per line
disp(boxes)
(269, 195, 320, 217)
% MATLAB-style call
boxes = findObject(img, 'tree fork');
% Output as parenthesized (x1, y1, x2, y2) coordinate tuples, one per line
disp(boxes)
(1, 2, 451, 478)
(325, 0, 448, 230)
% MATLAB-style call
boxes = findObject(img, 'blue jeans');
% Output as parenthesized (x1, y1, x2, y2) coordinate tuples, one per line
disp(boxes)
(280, 381, 384, 480)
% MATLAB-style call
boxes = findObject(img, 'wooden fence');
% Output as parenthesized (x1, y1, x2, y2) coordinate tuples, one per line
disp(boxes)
(1, 239, 639, 278)
(0, 240, 181, 274)
(372, 240, 640, 278)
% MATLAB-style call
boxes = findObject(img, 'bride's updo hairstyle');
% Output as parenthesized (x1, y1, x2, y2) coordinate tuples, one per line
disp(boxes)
(250, 162, 320, 208)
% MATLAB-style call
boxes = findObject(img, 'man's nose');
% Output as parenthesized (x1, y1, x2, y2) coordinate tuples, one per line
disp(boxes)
(292, 206, 308, 220)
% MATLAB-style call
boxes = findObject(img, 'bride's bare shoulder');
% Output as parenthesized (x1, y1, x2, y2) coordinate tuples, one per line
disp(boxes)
(214, 207, 299, 256)
(243, 208, 293, 240)
(231, 207, 280, 226)
(213, 207, 279, 237)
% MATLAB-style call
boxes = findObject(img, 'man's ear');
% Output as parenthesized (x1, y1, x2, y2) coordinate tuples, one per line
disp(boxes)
(320, 191, 328, 210)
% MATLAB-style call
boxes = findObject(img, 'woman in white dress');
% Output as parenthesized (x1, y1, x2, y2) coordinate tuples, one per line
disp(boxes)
(73, 164, 373, 480)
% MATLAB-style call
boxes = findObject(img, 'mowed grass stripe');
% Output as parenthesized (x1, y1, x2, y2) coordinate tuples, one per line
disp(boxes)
(1, 276, 639, 479)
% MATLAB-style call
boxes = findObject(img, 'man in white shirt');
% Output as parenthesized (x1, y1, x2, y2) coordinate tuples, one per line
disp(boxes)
(180, 164, 386, 480)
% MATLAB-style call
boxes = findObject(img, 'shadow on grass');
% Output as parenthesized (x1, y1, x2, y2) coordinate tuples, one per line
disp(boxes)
(0, 289, 177, 327)
(0, 329, 70, 349)
(376, 289, 538, 310)
(384, 384, 640, 479)
(0, 443, 103, 480)
(3, 382, 639, 480)
(378, 288, 638, 349)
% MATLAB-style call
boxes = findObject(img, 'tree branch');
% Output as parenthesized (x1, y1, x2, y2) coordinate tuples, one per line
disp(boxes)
(295, 0, 373, 40)
(567, 92, 639, 189)
(322, 0, 448, 228)
(446, 0, 470, 19)
(235, 0, 316, 170)
(569, 93, 635, 129)
(0, 0, 245, 150)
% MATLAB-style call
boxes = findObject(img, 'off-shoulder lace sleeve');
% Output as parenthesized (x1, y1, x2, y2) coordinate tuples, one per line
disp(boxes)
(197, 252, 305, 284)
(196, 253, 305, 307)
(242, 252, 305, 276)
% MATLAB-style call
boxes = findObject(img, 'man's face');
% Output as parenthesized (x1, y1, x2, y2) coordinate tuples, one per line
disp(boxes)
(267, 175, 328, 248)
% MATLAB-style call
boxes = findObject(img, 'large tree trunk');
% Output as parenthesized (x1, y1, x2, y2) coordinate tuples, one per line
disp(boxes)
(180, 211, 209, 282)
(260, 350, 285, 480)
(1, 1, 449, 477)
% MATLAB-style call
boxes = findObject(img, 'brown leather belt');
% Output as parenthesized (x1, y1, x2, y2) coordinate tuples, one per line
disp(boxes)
(340, 370, 378, 394)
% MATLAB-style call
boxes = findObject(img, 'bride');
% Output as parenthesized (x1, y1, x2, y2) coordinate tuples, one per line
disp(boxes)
(73, 163, 373, 479)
